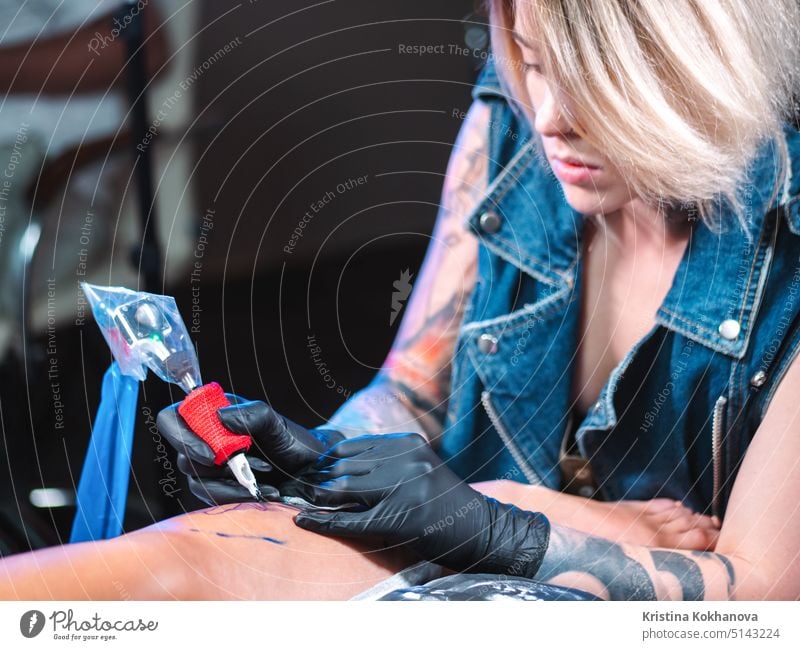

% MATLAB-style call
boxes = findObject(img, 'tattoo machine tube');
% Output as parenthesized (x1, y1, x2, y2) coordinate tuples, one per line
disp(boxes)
(82, 283, 264, 501)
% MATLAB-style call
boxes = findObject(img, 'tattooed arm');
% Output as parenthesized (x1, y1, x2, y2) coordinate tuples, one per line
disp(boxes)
(534, 526, 737, 600)
(532, 348, 800, 600)
(321, 102, 489, 444)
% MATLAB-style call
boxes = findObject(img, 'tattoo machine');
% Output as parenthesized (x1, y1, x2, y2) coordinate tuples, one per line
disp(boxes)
(82, 283, 265, 501)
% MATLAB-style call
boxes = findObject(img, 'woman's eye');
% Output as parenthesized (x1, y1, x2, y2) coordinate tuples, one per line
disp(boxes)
(522, 61, 542, 75)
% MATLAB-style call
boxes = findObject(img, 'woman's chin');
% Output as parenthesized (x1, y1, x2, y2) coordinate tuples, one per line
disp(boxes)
(563, 190, 607, 217)
(561, 185, 626, 218)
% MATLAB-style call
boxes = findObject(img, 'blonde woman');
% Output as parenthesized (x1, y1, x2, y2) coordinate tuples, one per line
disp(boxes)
(3, 0, 800, 600)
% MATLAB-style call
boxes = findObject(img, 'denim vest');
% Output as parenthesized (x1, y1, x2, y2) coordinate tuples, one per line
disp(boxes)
(438, 58, 800, 520)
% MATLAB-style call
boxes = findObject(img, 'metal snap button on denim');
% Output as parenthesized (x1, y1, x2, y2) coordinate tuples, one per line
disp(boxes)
(750, 370, 767, 388)
(477, 333, 498, 354)
(718, 319, 741, 340)
(479, 210, 502, 234)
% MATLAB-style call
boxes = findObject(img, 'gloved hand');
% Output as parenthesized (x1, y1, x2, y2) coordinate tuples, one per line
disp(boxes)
(286, 433, 551, 578)
(157, 395, 344, 505)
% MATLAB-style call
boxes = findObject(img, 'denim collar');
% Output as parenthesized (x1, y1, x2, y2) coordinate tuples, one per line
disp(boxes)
(466, 138, 583, 287)
(466, 116, 799, 359)
(655, 135, 791, 358)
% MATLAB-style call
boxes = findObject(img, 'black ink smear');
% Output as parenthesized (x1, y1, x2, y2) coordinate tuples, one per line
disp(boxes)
(189, 528, 286, 545)
(199, 502, 276, 516)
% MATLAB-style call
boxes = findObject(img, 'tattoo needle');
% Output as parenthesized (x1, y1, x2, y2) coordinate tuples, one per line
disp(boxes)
(227, 452, 265, 502)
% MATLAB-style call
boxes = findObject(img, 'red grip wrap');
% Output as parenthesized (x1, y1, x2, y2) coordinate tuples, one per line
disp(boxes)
(178, 382, 252, 465)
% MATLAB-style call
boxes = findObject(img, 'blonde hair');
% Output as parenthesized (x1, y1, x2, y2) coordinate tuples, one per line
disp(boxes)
(488, 0, 800, 229)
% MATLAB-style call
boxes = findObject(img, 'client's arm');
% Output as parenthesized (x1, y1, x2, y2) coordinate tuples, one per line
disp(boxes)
(320, 101, 487, 443)
(474, 481, 720, 551)
(0, 503, 416, 600)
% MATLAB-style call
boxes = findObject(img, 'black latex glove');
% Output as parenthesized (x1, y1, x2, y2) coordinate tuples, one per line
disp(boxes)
(156, 395, 344, 505)
(286, 433, 551, 578)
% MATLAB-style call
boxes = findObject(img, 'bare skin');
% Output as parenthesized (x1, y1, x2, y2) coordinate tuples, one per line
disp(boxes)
(478, 481, 720, 552)
(573, 213, 693, 417)
(0, 503, 417, 600)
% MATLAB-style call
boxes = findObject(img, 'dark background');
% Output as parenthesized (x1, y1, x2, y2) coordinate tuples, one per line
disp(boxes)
(0, 0, 486, 552)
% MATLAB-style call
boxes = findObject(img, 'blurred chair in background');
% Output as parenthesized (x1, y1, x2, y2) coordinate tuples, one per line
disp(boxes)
(0, 0, 201, 553)
(14, 0, 200, 348)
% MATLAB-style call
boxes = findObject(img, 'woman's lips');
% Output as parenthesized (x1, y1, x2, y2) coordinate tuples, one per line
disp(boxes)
(550, 157, 602, 185)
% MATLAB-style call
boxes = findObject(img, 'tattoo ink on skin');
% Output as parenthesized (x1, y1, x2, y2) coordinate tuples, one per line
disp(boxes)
(199, 502, 280, 516)
(691, 550, 736, 598)
(715, 555, 736, 599)
(188, 528, 286, 545)
(651, 550, 704, 600)
(537, 530, 657, 600)
(188, 502, 295, 545)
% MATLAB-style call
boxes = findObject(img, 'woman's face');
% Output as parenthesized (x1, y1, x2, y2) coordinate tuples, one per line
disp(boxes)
(513, 30, 634, 216)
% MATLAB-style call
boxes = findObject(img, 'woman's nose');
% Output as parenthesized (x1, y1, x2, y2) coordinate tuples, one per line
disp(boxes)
(534, 86, 575, 138)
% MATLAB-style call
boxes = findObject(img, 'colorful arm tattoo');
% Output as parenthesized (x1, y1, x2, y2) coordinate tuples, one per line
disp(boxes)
(323, 102, 491, 443)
